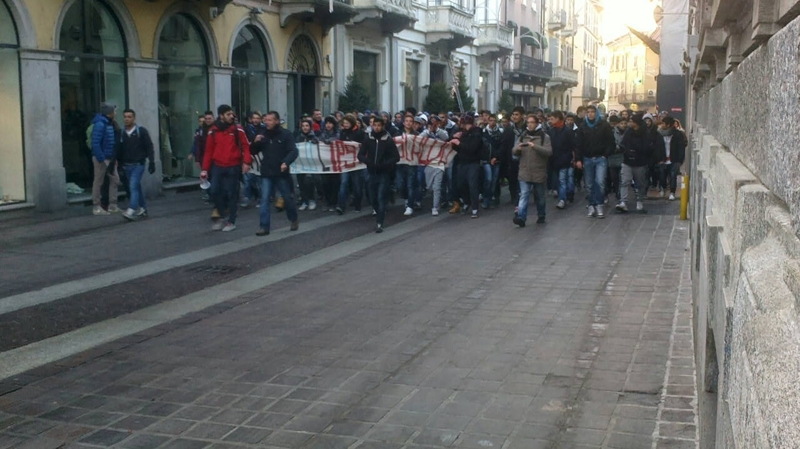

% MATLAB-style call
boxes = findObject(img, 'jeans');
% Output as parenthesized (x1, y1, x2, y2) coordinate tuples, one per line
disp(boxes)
(457, 163, 481, 212)
(517, 181, 546, 221)
(211, 165, 242, 224)
(241, 172, 259, 202)
(507, 160, 520, 201)
(122, 163, 146, 211)
(424, 167, 443, 210)
(582, 156, 607, 206)
(414, 166, 427, 205)
(557, 167, 575, 202)
(395, 165, 417, 207)
(297, 174, 321, 203)
(482, 163, 500, 207)
(608, 165, 622, 200)
(338, 169, 364, 211)
(368, 172, 390, 226)
(259, 176, 298, 230)
(445, 161, 458, 202)
(659, 163, 681, 193)
(620, 164, 648, 204)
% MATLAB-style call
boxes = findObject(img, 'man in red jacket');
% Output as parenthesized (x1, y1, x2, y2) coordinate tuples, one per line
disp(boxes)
(201, 104, 252, 232)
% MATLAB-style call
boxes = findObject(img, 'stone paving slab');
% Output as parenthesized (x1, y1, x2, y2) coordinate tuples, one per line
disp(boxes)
(0, 198, 697, 448)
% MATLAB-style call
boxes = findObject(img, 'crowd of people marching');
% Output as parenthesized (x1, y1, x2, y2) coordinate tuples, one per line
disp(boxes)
(87, 101, 687, 234)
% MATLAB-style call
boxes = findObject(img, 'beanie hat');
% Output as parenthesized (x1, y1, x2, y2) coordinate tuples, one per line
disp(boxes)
(459, 115, 474, 126)
(643, 113, 654, 122)
(217, 104, 233, 116)
(100, 102, 116, 116)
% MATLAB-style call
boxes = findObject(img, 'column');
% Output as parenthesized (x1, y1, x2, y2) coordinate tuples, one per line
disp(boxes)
(209, 66, 233, 110)
(127, 59, 161, 197)
(268, 71, 289, 123)
(19, 49, 66, 211)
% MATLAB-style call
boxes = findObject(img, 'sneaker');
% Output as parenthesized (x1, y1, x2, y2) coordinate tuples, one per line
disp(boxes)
(513, 216, 526, 227)
(596, 205, 605, 219)
(567, 193, 575, 203)
(240, 199, 250, 208)
(290, 221, 299, 231)
(372, 209, 377, 216)
(336, 207, 344, 215)
(551, 190, 558, 198)
(122, 208, 137, 221)
(413, 202, 423, 210)
(211, 209, 221, 219)
(211, 220, 225, 231)
(636, 201, 644, 211)
(669, 193, 676, 201)
(107, 205, 121, 213)
(659, 189, 665, 198)
(471, 210, 478, 219)
(616, 202, 628, 212)
(536, 216, 546, 224)
(136, 207, 147, 217)
(375, 224, 384, 234)
(221, 223, 236, 232)
(275, 197, 285, 210)
(404, 207, 413, 216)
(481, 202, 490, 209)
(93, 206, 110, 216)
(308, 201, 317, 211)
(587, 205, 596, 218)
(432, 208, 439, 216)
(256, 228, 269, 236)
(556, 200, 565, 209)
(298, 202, 309, 211)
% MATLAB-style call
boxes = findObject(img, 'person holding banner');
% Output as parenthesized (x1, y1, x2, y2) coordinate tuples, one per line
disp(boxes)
(295, 119, 321, 211)
(449, 115, 484, 219)
(358, 117, 400, 233)
(338, 115, 366, 214)
(252, 111, 299, 236)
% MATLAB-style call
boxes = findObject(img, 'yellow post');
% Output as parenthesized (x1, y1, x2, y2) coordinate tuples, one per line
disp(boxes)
(680, 174, 690, 220)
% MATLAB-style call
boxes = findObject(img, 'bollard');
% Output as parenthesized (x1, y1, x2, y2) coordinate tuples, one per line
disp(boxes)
(680, 174, 689, 220)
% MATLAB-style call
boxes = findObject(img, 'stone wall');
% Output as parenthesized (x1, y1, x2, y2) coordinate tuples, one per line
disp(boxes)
(690, 15, 800, 448)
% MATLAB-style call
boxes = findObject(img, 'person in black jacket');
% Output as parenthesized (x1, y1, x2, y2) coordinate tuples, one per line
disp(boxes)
(481, 114, 504, 209)
(500, 106, 526, 205)
(617, 114, 654, 213)
(294, 118, 321, 211)
(450, 115, 484, 218)
(117, 109, 155, 221)
(338, 114, 366, 213)
(251, 111, 299, 236)
(577, 105, 615, 218)
(357, 117, 399, 233)
(546, 111, 578, 210)
(656, 116, 687, 200)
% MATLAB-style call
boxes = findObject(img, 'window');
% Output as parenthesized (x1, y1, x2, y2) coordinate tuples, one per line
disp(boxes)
(231, 26, 269, 119)
(353, 50, 378, 109)
(0, 0, 24, 203)
(404, 59, 420, 110)
(430, 63, 446, 85)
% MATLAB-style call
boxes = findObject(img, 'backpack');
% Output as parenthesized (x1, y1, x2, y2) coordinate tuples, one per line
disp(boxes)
(85, 124, 94, 149)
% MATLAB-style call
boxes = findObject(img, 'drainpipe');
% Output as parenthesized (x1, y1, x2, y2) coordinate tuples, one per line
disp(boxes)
(389, 34, 394, 112)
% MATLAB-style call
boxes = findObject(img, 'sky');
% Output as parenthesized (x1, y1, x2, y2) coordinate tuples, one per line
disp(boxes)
(601, 0, 659, 41)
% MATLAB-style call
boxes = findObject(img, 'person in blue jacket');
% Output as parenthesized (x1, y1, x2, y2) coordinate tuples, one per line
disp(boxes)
(90, 103, 121, 215)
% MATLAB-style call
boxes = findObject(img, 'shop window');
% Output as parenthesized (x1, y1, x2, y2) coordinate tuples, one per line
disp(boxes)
(231, 25, 269, 119)
(404, 60, 420, 111)
(353, 50, 378, 109)
(0, 0, 24, 204)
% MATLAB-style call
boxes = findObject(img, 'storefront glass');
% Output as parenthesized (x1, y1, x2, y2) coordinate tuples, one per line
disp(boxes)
(59, 0, 127, 190)
(157, 14, 208, 181)
(231, 26, 268, 119)
(404, 59, 419, 111)
(353, 50, 378, 109)
(0, 0, 24, 204)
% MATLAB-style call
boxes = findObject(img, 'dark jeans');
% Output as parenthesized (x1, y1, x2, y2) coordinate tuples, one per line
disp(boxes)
(482, 163, 500, 207)
(368, 172, 390, 226)
(608, 165, 622, 200)
(338, 169, 365, 211)
(297, 174, 321, 203)
(211, 165, 242, 224)
(659, 163, 681, 193)
(259, 176, 298, 230)
(322, 174, 340, 207)
(507, 160, 520, 201)
(122, 163, 146, 211)
(241, 172, 259, 202)
(395, 165, 417, 207)
(457, 163, 481, 212)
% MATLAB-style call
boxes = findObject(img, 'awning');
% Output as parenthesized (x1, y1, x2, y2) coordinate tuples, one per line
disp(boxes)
(537, 31, 548, 50)
(506, 20, 519, 32)
(519, 34, 541, 48)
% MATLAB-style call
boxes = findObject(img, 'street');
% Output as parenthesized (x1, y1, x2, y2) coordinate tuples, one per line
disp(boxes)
(0, 191, 698, 449)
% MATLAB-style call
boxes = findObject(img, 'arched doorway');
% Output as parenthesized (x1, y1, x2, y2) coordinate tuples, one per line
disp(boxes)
(0, 0, 24, 204)
(59, 0, 127, 190)
(157, 13, 209, 181)
(286, 34, 319, 130)
(231, 25, 269, 120)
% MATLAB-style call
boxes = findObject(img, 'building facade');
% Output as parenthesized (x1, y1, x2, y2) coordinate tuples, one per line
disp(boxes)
(500, 0, 551, 111)
(568, 0, 603, 111)
(0, 0, 514, 212)
(543, 0, 578, 112)
(606, 31, 659, 113)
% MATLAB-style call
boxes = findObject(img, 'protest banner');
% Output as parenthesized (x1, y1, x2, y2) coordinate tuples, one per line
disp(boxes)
(291, 134, 454, 174)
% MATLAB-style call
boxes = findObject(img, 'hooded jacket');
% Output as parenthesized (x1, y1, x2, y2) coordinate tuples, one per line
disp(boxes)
(547, 123, 577, 170)
(620, 127, 654, 167)
(90, 114, 117, 162)
(513, 126, 552, 183)
(482, 125, 505, 162)
(577, 116, 615, 159)
(339, 126, 364, 143)
(452, 126, 484, 165)
(202, 121, 252, 171)
(358, 129, 400, 175)
(251, 126, 298, 178)
(657, 127, 687, 164)
(316, 121, 340, 144)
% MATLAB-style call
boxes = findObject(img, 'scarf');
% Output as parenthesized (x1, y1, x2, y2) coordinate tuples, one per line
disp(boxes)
(584, 115, 600, 129)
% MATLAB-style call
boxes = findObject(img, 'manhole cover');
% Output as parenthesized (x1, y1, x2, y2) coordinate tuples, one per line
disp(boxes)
(186, 265, 239, 274)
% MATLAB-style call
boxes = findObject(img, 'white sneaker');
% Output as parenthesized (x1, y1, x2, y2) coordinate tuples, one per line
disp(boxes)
(659, 189, 665, 198)
(372, 209, 377, 216)
(636, 201, 644, 211)
(596, 204, 605, 219)
(669, 193, 676, 201)
(587, 205, 596, 217)
(298, 203, 308, 211)
(221, 223, 236, 232)
(93, 206, 110, 216)
(211, 221, 225, 231)
(122, 208, 136, 221)
(136, 207, 147, 217)
(616, 202, 628, 212)
(308, 201, 317, 211)
(404, 207, 413, 216)
(556, 200, 565, 209)
(432, 208, 439, 216)
(107, 205, 121, 213)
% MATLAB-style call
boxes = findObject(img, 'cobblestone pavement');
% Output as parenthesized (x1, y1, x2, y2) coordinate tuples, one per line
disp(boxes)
(0, 198, 698, 449)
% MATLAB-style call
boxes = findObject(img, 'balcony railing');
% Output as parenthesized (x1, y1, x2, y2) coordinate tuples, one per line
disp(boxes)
(426, 0, 477, 45)
(583, 86, 599, 100)
(551, 66, 578, 85)
(617, 93, 657, 104)
(547, 9, 567, 31)
(506, 54, 552, 79)
(353, 0, 414, 16)
(476, 21, 514, 55)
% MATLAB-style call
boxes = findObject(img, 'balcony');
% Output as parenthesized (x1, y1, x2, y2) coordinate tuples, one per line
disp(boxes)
(278, 0, 357, 30)
(352, 0, 417, 33)
(547, 9, 567, 31)
(425, 0, 477, 50)
(550, 65, 579, 87)
(505, 54, 552, 81)
(617, 92, 657, 105)
(583, 86, 599, 100)
(476, 22, 514, 58)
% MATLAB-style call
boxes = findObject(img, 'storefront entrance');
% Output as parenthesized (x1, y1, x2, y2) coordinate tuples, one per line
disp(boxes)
(0, 0, 24, 204)
(286, 35, 319, 131)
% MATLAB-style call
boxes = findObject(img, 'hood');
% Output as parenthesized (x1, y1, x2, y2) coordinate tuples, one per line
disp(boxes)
(92, 113, 110, 125)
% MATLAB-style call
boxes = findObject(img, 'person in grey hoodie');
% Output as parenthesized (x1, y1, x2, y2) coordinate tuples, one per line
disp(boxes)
(607, 115, 627, 205)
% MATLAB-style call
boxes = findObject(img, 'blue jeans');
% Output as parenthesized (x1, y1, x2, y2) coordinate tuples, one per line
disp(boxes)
(338, 169, 365, 211)
(395, 165, 417, 207)
(582, 156, 607, 206)
(241, 172, 259, 202)
(211, 165, 241, 224)
(368, 172, 390, 226)
(517, 181, 546, 221)
(482, 163, 500, 207)
(122, 163, 145, 211)
(557, 167, 575, 202)
(259, 176, 298, 230)
(659, 163, 681, 193)
(414, 166, 426, 205)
